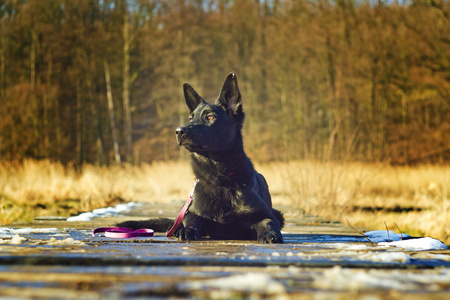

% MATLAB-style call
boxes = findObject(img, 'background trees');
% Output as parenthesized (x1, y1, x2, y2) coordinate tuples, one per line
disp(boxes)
(0, 0, 448, 165)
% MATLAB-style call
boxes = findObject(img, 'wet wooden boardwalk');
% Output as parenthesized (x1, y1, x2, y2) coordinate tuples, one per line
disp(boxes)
(1, 201, 449, 299)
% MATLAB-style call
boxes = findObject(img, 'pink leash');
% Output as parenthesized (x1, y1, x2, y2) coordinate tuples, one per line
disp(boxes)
(92, 180, 198, 239)
(92, 227, 154, 238)
(165, 179, 198, 237)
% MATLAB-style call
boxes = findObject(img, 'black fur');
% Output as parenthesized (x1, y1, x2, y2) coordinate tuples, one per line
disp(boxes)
(117, 73, 284, 243)
(117, 218, 174, 232)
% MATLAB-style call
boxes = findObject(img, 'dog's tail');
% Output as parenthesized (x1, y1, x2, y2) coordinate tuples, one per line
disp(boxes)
(272, 209, 285, 229)
(116, 218, 174, 232)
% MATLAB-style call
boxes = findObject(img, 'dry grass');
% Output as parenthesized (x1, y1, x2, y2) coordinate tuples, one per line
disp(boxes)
(0, 160, 194, 224)
(1, 159, 448, 244)
(273, 161, 449, 244)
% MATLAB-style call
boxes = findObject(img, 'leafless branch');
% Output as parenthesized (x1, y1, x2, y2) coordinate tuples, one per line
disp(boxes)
(394, 223, 403, 240)
(346, 218, 374, 245)
(384, 221, 390, 242)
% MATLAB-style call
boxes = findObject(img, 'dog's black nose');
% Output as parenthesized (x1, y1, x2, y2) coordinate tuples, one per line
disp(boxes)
(175, 127, 187, 145)
(175, 127, 188, 145)
(175, 127, 186, 138)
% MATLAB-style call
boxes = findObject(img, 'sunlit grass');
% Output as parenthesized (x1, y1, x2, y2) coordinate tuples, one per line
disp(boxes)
(0, 159, 448, 244)
(0, 159, 194, 224)
(272, 161, 449, 244)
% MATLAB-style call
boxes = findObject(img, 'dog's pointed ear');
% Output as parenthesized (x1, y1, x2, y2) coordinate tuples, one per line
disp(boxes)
(216, 72, 242, 115)
(183, 83, 204, 113)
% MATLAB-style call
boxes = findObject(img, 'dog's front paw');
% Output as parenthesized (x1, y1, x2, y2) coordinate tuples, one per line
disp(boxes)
(257, 231, 283, 244)
(176, 227, 201, 241)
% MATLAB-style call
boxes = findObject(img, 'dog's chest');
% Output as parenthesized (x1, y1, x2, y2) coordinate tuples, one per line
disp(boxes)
(192, 188, 248, 224)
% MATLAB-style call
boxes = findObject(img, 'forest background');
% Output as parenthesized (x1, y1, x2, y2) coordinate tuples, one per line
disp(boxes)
(1, 0, 449, 164)
(0, 0, 449, 242)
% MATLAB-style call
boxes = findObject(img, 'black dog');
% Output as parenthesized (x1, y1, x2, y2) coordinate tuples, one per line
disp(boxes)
(118, 73, 284, 243)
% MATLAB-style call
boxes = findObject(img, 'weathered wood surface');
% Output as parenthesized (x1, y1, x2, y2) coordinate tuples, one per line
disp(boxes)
(1, 202, 449, 299)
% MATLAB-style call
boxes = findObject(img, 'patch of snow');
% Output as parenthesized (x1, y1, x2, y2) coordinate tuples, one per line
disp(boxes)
(67, 202, 139, 221)
(413, 253, 450, 261)
(0, 234, 27, 245)
(186, 273, 286, 296)
(0, 227, 61, 237)
(10, 235, 26, 245)
(295, 249, 413, 264)
(365, 230, 411, 242)
(47, 237, 86, 246)
(0, 228, 10, 235)
(359, 252, 411, 263)
(314, 266, 412, 291)
(320, 243, 374, 251)
(115, 202, 138, 212)
(379, 237, 448, 251)
(314, 266, 450, 292)
(92, 207, 117, 216)
(15, 228, 60, 234)
(67, 212, 96, 221)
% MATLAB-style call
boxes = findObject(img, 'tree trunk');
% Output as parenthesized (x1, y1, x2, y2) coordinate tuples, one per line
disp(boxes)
(0, 33, 5, 98)
(86, 72, 106, 166)
(76, 78, 84, 168)
(176, 28, 186, 161)
(104, 60, 121, 165)
(30, 30, 37, 87)
(123, 11, 133, 164)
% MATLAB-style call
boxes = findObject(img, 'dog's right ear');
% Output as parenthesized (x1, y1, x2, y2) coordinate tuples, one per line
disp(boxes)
(216, 72, 242, 117)
(183, 83, 204, 113)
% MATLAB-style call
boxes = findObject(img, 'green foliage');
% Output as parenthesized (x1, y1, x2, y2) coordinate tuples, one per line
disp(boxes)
(0, 0, 448, 165)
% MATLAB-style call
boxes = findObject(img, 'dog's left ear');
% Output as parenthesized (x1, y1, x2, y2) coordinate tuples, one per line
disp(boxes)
(183, 83, 205, 113)
(216, 72, 243, 116)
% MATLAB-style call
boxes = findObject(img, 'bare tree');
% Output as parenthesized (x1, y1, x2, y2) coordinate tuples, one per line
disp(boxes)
(104, 60, 121, 165)
(123, 8, 133, 164)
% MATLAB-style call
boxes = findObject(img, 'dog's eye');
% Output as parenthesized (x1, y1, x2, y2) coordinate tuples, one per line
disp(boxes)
(206, 115, 215, 121)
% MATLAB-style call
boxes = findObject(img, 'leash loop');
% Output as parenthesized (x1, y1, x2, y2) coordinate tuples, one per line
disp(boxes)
(92, 227, 154, 238)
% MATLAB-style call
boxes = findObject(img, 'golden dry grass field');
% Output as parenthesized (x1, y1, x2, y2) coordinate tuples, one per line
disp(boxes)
(1, 159, 448, 244)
